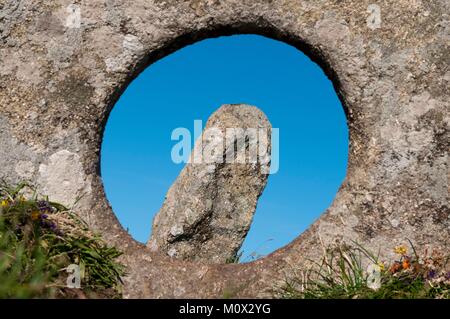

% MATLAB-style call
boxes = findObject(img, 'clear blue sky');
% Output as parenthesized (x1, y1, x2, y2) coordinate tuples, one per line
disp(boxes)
(101, 34, 348, 261)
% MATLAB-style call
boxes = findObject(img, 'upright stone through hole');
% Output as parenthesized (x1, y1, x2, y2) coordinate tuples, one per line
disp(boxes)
(148, 104, 272, 263)
(101, 34, 348, 264)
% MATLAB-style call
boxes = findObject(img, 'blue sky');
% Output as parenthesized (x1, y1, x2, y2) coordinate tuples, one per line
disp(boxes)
(101, 34, 348, 261)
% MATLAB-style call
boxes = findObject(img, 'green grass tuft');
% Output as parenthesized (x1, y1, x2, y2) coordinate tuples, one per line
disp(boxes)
(0, 182, 125, 298)
(280, 241, 449, 299)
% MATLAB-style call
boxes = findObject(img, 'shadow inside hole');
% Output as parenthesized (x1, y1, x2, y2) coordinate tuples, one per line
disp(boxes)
(101, 34, 348, 263)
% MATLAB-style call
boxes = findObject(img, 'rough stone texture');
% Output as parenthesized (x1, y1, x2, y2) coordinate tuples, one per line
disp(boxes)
(148, 104, 271, 263)
(0, 0, 448, 298)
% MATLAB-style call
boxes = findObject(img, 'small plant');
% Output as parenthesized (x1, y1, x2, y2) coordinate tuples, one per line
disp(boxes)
(280, 240, 449, 299)
(225, 251, 243, 264)
(226, 239, 274, 264)
(0, 182, 125, 298)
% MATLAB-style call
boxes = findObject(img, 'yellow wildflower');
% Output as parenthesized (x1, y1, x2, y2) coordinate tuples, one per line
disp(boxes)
(1, 199, 9, 207)
(377, 262, 385, 271)
(31, 211, 40, 220)
(394, 245, 407, 255)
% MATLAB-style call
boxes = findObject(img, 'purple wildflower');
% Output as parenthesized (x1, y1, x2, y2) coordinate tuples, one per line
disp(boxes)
(426, 270, 436, 280)
(37, 200, 53, 213)
(39, 219, 58, 233)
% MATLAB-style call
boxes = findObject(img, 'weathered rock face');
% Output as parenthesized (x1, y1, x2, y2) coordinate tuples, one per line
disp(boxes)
(0, 0, 448, 298)
(148, 104, 271, 263)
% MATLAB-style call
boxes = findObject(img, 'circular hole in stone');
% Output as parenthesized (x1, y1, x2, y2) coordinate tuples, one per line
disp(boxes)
(101, 34, 348, 263)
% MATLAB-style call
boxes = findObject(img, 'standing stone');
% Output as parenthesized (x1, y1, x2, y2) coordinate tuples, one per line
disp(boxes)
(147, 104, 272, 263)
